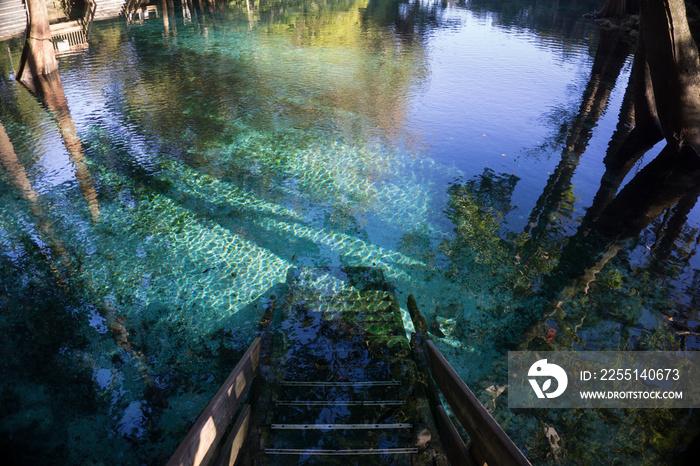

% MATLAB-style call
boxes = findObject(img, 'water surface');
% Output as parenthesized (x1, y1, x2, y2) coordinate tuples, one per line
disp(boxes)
(1, 0, 697, 464)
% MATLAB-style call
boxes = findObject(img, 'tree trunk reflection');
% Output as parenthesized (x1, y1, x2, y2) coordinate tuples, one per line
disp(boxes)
(24, 71, 101, 222)
(520, 30, 632, 262)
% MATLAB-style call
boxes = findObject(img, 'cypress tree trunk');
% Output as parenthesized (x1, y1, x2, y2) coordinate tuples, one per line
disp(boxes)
(17, 0, 58, 91)
(640, 0, 700, 156)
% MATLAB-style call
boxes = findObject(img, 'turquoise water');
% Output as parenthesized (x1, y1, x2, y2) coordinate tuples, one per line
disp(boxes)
(1, 0, 698, 464)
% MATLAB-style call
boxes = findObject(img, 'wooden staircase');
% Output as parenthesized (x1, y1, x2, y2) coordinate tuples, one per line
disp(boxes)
(93, 0, 127, 21)
(167, 267, 532, 466)
(243, 268, 445, 464)
(51, 19, 87, 52)
(49, 0, 96, 53)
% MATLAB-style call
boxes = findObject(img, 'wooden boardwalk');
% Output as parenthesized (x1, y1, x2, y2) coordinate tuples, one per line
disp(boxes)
(0, 0, 27, 41)
(0, 0, 127, 42)
(168, 267, 531, 466)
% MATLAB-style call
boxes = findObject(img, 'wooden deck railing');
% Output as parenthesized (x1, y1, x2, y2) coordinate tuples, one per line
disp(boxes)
(83, 0, 97, 40)
(167, 336, 261, 466)
(167, 302, 275, 466)
(50, 0, 96, 52)
(407, 295, 531, 466)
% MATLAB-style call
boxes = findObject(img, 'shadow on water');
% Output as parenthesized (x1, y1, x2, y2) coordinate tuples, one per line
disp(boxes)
(1, 74, 177, 462)
(0, 15, 438, 462)
(0, 46, 279, 463)
(2, 0, 700, 464)
(522, 29, 634, 252)
(434, 8, 700, 462)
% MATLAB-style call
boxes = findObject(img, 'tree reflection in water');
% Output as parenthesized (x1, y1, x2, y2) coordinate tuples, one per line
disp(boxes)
(1, 0, 699, 464)
(439, 2, 700, 462)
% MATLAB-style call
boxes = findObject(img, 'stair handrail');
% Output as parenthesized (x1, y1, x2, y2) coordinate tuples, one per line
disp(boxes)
(407, 295, 531, 466)
(167, 299, 275, 466)
(82, 0, 97, 40)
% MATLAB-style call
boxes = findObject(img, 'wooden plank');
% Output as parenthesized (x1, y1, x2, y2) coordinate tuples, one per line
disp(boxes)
(410, 330, 441, 421)
(214, 404, 251, 466)
(270, 423, 412, 430)
(167, 337, 261, 466)
(425, 341, 530, 466)
(469, 440, 488, 466)
(435, 405, 476, 466)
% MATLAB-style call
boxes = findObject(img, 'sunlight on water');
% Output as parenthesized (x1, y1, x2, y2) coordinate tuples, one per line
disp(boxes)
(1, 0, 698, 464)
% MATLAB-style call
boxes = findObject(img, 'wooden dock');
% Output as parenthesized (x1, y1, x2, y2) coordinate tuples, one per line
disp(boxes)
(168, 267, 531, 466)
(0, 0, 128, 42)
(0, 0, 27, 41)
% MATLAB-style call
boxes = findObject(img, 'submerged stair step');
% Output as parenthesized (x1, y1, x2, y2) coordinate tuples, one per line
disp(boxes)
(302, 305, 396, 315)
(278, 382, 412, 403)
(286, 298, 397, 316)
(272, 423, 412, 430)
(277, 400, 405, 406)
(280, 380, 402, 387)
(283, 333, 406, 342)
(265, 447, 419, 455)
(280, 338, 408, 354)
(269, 394, 420, 426)
(282, 337, 404, 351)
(260, 448, 418, 466)
(278, 379, 409, 396)
(279, 366, 410, 384)
(339, 313, 400, 323)
(281, 363, 410, 375)
(265, 425, 416, 451)
(271, 397, 411, 425)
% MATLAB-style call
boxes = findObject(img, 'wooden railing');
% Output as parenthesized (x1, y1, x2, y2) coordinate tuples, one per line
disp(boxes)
(50, 0, 97, 52)
(83, 0, 96, 40)
(167, 301, 275, 466)
(167, 291, 528, 466)
(123, 0, 144, 22)
(167, 336, 260, 466)
(407, 295, 531, 466)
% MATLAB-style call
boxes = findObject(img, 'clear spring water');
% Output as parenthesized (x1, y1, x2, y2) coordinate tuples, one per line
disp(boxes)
(1, 0, 698, 463)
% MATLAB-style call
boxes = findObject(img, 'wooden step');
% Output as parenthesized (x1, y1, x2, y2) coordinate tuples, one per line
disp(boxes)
(278, 379, 412, 405)
(264, 428, 417, 452)
(276, 399, 407, 407)
(261, 448, 418, 466)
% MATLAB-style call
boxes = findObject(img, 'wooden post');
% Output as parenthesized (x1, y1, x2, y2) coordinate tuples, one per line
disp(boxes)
(407, 294, 428, 333)
(161, 0, 170, 33)
(435, 405, 476, 466)
(408, 295, 478, 466)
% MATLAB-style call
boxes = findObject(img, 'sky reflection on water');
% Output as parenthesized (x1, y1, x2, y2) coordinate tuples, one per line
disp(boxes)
(0, 0, 698, 464)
